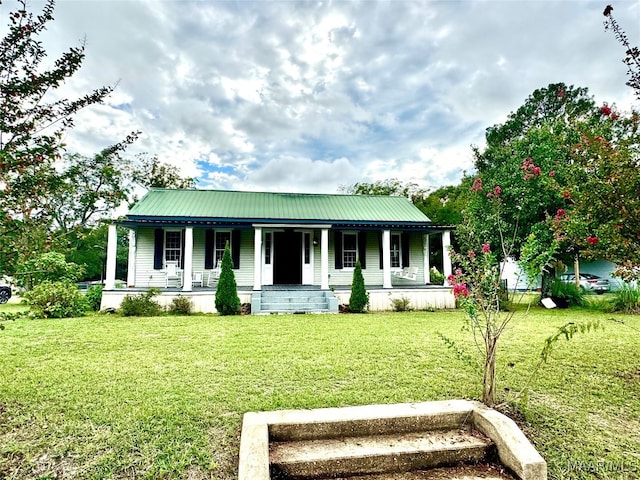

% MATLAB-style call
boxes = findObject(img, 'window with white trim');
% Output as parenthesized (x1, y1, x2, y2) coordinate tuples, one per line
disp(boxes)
(390, 233, 401, 268)
(343, 232, 357, 268)
(215, 231, 231, 265)
(165, 230, 182, 265)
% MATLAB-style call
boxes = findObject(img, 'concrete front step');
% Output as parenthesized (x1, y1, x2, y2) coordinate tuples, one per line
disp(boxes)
(261, 303, 329, 313)
(270, 429, 496, 478)
(311, 463, 517, 479)
(262, 298, 327, 308)
(257, 290, 337, 313)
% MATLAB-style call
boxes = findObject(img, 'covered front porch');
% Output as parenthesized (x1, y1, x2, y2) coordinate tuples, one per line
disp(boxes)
(102, 224, 454, 293)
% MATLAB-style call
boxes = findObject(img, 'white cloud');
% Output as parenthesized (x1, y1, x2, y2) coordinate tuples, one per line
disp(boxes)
(2, 0, 638, 195)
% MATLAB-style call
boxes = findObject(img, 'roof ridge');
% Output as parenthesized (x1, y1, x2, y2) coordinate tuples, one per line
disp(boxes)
(150, 188, 412, 199)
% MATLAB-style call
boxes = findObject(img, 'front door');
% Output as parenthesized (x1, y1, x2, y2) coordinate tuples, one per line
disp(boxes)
(274, 230, 302, 285)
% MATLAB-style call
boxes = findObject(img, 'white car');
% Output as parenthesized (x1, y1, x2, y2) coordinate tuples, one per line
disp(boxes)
(560, 273, 609, 294)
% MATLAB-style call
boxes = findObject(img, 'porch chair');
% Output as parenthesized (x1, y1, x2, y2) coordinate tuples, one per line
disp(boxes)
(165, 261, 182, 288)
(394, 267, 419, 281)
(206, 260, 221, 287)
(192, 271, 204, 288)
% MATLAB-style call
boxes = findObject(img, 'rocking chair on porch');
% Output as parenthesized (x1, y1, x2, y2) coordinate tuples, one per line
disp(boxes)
(165, 262, 182, 288)
(393, 266, 419, 281)
(206, 260, 221, 288)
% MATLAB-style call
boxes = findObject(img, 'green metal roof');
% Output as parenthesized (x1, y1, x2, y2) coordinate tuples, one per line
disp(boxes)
(125, 189, 434, 226)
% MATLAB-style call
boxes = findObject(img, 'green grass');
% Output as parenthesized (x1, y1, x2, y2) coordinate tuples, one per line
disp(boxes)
(0, 302, 29, 315)
(0, 306, 639, 479)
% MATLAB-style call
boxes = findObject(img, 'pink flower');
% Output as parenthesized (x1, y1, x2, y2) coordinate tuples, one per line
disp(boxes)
(557, 87, 565, 99)
(471, 177, 483, 193)
(468, 250, 476, 259)
(453, 283, 470, 298)
(455, 268, 463, 276)
(557, 208, 566, 217)
(486, 192, 493, 198)
(586, 236, 599, 245)
(493, 185, 502, 196)
(522, 158, 542, 179)
(447, 274, 455, 282)
(482, 243, 491, 254)
(549, 170, 556, 177)
(600, 104, 612, 116)
(521, 157, 534, 171)
(611, 112, 619, 120)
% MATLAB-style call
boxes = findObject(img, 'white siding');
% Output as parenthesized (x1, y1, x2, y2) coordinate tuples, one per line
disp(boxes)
(318, 231, 428, 287)
(134, 228, 164, 288)
(132, 227, 255, 288)
(235, 230, 255, 288)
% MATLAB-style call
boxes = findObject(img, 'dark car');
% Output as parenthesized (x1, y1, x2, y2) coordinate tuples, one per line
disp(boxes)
(0, 285, 11, 304)
(560, 273, 610, 294)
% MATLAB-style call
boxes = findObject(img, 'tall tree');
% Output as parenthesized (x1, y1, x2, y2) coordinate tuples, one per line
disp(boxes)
(464, 83, 595, 260)
(581, 4, 640, 279)
(0, 0, 113, 272)
(467, 80, 640, 284)
(560, 103, 640, 280)
(0, 0, 113, 220)
(0, 1, 197, 277)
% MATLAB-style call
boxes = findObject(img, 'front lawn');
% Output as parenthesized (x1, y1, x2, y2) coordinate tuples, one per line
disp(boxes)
(0, 307, 638, 479)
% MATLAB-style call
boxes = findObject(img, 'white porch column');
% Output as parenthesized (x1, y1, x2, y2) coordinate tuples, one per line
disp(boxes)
(127, 229, 136, 287)
(442, 230, 453, 281)
(253, 227, 262, 290)
(105, 224, 117, 290)
(382, 229, 392, 289)
(321, 228, 329, 290)
(182, 227, 193, 292)
(423, 234, 431, 284)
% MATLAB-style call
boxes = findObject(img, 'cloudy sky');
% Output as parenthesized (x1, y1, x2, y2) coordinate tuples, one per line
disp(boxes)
(2, 0, 639, 194)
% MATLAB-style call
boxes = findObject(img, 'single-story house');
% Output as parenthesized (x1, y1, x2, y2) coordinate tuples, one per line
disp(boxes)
(101, 189, 455, 313)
